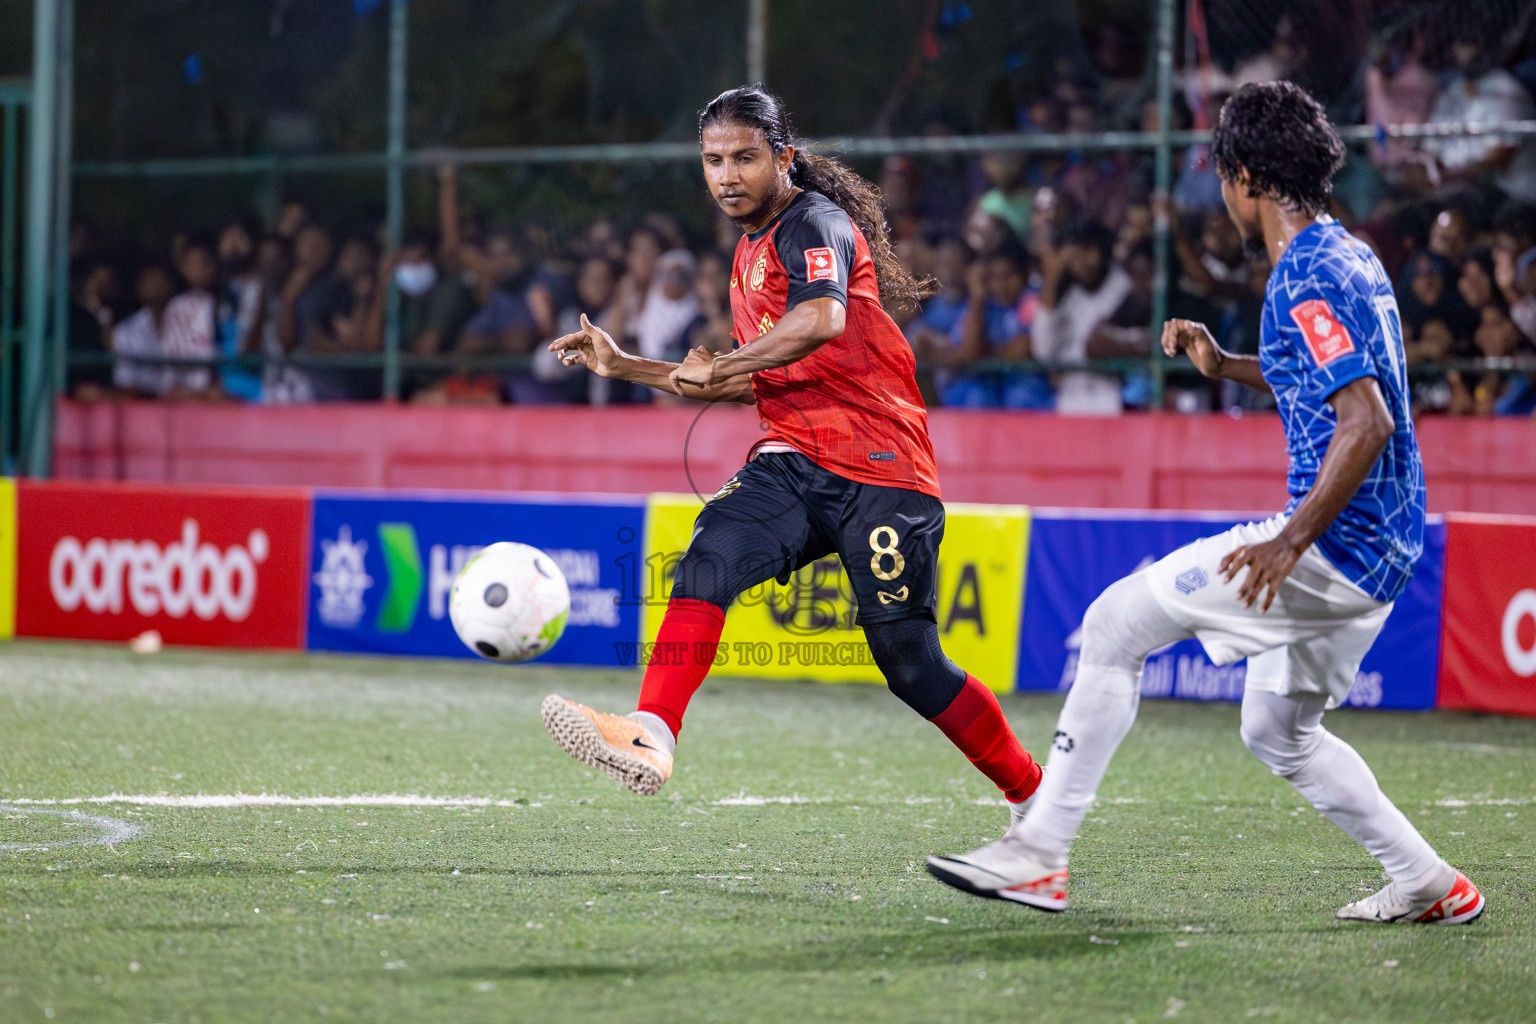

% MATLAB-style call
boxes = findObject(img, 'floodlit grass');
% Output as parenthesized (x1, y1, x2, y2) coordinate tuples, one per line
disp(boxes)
(0, 639, 1532, 1023)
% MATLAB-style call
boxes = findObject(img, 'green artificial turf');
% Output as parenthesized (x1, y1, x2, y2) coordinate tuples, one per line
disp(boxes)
(0, 639, 1532, 1024)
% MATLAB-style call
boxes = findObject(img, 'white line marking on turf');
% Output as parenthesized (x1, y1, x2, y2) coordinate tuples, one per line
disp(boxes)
(1434, 797, 1532, 807)
(3, 794, 531, 809)
(0, 805, 141, 851)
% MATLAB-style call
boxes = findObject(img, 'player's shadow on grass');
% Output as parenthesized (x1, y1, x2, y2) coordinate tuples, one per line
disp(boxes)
(448, 963, 644, 982)
(445, 927, 1165, 983)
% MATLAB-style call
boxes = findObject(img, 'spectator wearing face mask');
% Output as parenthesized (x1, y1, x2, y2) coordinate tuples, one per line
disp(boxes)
(376, 234, 475, 398)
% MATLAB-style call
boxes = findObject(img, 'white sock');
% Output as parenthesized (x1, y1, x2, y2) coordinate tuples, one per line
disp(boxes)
(1399, 858, 1458, 901)
(1016, 664, 1142, 865)
(1286, 730, 1448, 889)
(627, 711, 676, 756)
(1240, 689, 1449, 891)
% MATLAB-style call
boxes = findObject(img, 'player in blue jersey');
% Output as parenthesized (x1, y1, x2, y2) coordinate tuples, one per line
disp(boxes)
(928, 82, 1485, 925)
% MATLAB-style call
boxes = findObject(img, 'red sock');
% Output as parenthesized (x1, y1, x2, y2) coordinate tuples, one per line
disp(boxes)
(635, 597, 726, 739)
(930, 674, 1041, 803)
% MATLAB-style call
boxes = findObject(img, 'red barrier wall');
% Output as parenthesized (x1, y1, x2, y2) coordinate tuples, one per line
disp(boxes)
(53, 400, 1536, 513)
(1437, 514, 1536, 716)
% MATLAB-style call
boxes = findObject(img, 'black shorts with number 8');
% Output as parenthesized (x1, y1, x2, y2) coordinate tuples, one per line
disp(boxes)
(673, 451, 944, 626)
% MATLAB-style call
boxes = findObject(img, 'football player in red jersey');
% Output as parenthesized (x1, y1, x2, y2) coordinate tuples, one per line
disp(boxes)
(542, 87, 1042, 834)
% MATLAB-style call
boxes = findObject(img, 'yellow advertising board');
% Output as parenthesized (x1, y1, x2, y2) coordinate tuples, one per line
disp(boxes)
(0, 478, 14, 639)
(642, 494, 1029, 692)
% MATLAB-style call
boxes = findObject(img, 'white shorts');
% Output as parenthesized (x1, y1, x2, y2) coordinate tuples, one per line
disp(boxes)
(1144, 515, 1393, 707)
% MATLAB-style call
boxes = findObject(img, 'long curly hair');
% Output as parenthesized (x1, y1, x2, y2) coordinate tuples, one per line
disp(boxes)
(699, 86, 936, 312)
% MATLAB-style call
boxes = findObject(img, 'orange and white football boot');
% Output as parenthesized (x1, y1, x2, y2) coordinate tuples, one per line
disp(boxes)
(1336, 870, 1485, 925)
(926, 833, 1070, 912)
(541, 694, 673, 796)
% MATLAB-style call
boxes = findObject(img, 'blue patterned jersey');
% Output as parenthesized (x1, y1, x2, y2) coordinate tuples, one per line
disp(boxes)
(1261, 219, 1424, 602)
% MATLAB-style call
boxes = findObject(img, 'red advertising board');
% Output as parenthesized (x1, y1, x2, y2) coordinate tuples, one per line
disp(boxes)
(16, 481, 310, 649)
(1438, 514, 1536, 717)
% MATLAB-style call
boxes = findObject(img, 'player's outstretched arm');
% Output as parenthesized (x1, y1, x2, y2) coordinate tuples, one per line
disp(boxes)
(549, 313, 679, 394)
(671, 297, 845, 391)
(1219, 376, 1394, 610)
(1160, 318, 1271, 394)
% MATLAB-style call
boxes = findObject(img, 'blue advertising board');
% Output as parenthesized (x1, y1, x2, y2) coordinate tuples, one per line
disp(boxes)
(1018, 511, 1444, 711)
(308, 492, 645, 667)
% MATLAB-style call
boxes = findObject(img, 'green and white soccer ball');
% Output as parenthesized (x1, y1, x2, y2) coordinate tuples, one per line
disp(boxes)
(448, 541, 570, 662)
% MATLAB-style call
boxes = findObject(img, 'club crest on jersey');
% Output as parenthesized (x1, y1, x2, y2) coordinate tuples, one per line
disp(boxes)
(804, 247, 837, 282)
(757, 311, 776, 336)
(749, 252, 768, 291)
(1289, 298, 1355, 367)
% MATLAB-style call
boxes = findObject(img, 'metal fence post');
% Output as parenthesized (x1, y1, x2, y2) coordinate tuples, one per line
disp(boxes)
(21, 0, 59, 478)
(49, 0, 73, 407)
(1149, 0, 1176, 412)
(1, 94, 24, 474)
(747, 0, 767, 84)
(383, 0, 408, 402)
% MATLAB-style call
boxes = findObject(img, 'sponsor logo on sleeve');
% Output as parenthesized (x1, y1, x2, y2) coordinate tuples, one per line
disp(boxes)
(1289, 298, 1356, 366)
(804, 247, 837, 282)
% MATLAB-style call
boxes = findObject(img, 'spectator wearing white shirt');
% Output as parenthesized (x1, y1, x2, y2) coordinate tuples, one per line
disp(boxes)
(111, 264, 175, 397)
(1031, 222, 1132, 415)
(161, 241, 219, 397)
(1426, 28, 1536, 202)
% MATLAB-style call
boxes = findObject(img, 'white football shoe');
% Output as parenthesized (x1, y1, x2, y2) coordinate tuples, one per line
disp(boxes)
(1336, 870, 1485, 925)
(926, 833, 1069, 912)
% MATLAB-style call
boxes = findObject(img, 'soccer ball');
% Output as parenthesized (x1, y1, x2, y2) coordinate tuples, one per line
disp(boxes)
(448, 542, 570, 662)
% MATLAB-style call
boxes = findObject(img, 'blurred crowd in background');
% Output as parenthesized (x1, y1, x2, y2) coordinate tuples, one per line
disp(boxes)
(60, 7, 1536, 418)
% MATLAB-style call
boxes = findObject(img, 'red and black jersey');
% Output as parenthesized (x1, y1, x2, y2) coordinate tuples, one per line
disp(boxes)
(729, 190, 941, 499)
